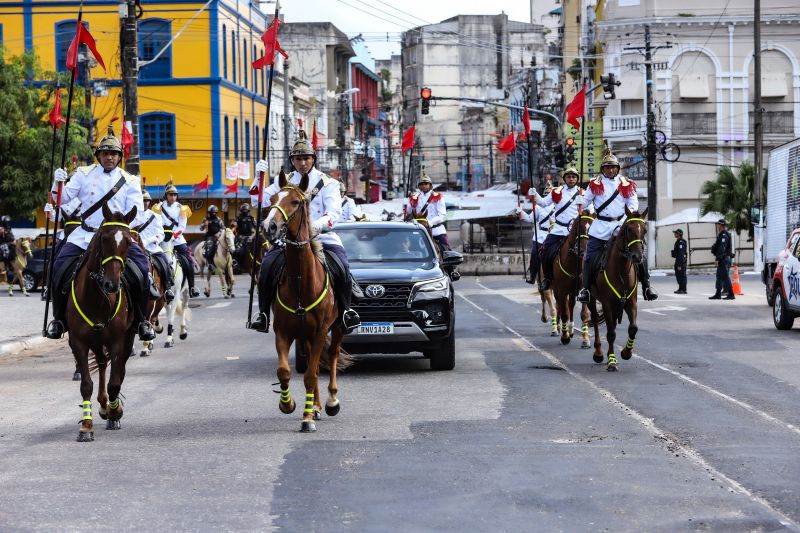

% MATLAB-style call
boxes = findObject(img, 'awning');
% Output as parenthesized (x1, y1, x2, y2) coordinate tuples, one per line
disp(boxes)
(655, 207, 724, 227)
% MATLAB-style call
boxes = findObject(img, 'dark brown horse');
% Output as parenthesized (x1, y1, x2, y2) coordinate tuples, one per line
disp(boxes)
(588, 207, 649, 372)
(239, 230, 270, 278)
(131, 232, 165, 357)
(266, 170, 346, 433)
(550, 210, 594, 347)
(67, 204, 138, 441)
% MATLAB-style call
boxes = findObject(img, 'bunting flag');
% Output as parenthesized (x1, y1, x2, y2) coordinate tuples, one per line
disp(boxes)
(66, 21, 106, 75)
(496, 131, 517, 153)
(121, 121, 134, 160)
(311, 120, 319, 151)
(48, 87, 64, 129)
(224, 181, 239, 195)
(252, 18, 288, 70)
(193, 176, 209, 193)
(523, 105, 531, 137)
(401, 124, 416, 153)
(297, 118, 303, 128)
(565, 85, 586, 130)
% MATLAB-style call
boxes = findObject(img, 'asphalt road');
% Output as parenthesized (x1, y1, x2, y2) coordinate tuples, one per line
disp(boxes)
(1, 273, 799, 532)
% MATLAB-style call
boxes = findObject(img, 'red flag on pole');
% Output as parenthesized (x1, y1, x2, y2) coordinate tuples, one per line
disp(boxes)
(193, 176, 209, 194)
(496, 131, 517, 153)
(312, 121, 319, 151)
(523, 105, 531, 137)
(401, 124, 416, 153)
(252, 18, 288, 70)
(48, 87, 65, 129)
(121, 121, 134, 160)
(224, 181, 239, 195)
(66, 21, 106, 75)
(565, 85, 586, 130)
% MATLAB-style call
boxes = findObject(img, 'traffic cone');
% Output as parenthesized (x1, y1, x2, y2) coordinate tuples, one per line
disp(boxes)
(731, 264, 743, 295)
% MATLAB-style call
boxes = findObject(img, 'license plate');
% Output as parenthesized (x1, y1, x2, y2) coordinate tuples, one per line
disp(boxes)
(357, 322, 394, 335)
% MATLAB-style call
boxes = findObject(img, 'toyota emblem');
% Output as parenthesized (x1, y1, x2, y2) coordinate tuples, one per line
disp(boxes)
(365, 284, 386, 298)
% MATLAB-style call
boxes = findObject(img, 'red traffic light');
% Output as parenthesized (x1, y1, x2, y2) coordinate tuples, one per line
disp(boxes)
(566, 137, 575, 146)
(420, 87, 432, 100)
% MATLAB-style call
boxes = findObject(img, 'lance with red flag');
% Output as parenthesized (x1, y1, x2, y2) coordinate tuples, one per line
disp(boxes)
(565, 84, 586, 130)
(496, 131, 516, 153)
(66, 20, 106, 77)
(193, 176, 209, 194)
(523, 105, 531, 137)
(251, 17, 288, 70)
(223, 181, 239, 195)
(121, 121, 134, 160)
(311, 120, 318, 151)
(400, 123, 416, 197)
(49, 87, 65, 129)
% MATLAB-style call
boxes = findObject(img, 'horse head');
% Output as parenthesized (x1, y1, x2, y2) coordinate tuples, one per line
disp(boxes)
(573, 209, 595, 256)
(93, 204, 137, 294)
(621, 206, 649, 265)
(266, 169, 310, 243)
(18, 238, 32, 258)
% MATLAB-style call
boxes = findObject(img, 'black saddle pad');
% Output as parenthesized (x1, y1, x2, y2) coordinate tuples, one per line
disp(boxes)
(54, 255, 82, 294)
(322, 249, 344, 287)
(544, 239, 562, 266)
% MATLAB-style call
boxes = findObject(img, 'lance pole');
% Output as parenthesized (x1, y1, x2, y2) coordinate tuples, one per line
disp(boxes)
(41, 80, 62, 302)
(246, 3, 280, 328)
(576, 82, 587, 298)
(43, 7, 83, 336)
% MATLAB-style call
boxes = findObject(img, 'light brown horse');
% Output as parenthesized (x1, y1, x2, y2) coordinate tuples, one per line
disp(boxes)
(265, 169, 348, 433)
(0, 238, 33, 296)
(588, 207, 648, 372)
(550, 211, 594, 347)
(66, 204, 139, 441)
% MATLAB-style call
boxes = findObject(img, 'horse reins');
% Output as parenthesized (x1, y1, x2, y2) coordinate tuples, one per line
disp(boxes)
(602, 217, 646, 301)
(556, 215, 593, 279)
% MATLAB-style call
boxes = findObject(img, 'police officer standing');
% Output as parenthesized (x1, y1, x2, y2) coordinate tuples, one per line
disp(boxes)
(709, 218, 735, 300)
(671, 228, 687, 294)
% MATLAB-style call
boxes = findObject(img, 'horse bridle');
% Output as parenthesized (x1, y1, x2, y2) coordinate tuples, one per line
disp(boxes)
(617, 217, 647, 264)
(268, 186, 314, 248)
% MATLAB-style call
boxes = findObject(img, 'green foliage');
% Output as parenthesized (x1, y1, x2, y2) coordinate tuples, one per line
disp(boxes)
(0, 50, 92, 221)
(568, 58, 582, 83)
(700, 161, 767, 240)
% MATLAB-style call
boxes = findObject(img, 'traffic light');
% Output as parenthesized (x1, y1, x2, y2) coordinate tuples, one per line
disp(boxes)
(420, 87, 432, 115)
(600, 73, 619, 100)
(565, 137, 576, 163)
(553, 145, 565, 167)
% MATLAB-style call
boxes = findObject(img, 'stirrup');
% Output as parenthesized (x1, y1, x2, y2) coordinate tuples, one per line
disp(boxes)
(165, 288, 175, 302)
(45, 319, 65, 339)
(138, 321, 156, 341)
(643, 287, 658, 301)
(538, 278, 551, 291)
(249, 312, 269, 332)
(189, 287, 200, 298)
(342, 309, 361, 333)
(577, 288, 590, 303)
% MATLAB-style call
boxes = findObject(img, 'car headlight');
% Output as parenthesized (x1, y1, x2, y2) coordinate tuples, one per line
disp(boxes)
(411, 276, 450, 301)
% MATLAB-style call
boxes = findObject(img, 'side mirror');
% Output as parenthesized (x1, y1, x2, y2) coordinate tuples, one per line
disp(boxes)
(441, 250, 463, 267)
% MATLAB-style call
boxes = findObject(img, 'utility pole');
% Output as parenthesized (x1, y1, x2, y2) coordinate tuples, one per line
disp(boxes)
(530, 66, 541, 190)
(754, 0, 763, 217)
(487, 141, 494, 186)
(283, 59, 290, 169)
(443, 141, 451, 189)
(385, 112, 393, 195)
(465, 144, 472, 192)
(362, 106, 370, 202)
(337, 95, 346, 182)
(120, 0, 140, 176)
(644, 24, 657, 221)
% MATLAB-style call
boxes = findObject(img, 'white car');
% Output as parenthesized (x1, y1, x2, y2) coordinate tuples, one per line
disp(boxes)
(771, 227, 800, 329)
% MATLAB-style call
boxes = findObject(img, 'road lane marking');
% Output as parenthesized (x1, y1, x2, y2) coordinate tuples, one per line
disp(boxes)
(206, 302, 232, 309)
(460, 285, 799, 529)
(511, 338, 533, 351)
(640, 305, 687, 316)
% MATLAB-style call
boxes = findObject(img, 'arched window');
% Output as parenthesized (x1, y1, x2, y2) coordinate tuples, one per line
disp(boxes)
(222, 24, 227, 79)
(231, 30, 237, 84)
(245, 120, 251, 162)
(233, 118, 239, 159)
(140, 112, 176, 159)
(55, 20, 88, 83)
(138, 19, 172, 79)
(252, 44, 258, 93)
(224, 116, 230, 159)
(243, 39, 248, 89)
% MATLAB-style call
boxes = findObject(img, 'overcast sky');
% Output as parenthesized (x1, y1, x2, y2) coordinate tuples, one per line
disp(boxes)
(278, 0, 532, 60)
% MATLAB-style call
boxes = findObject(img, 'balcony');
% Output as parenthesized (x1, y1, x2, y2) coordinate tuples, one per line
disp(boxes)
(603, 114, 646, 140)
(749, 111, 794, 135)
(672, 113, 716, 136)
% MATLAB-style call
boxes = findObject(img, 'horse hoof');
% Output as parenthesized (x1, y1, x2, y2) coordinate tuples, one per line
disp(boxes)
(300, 421, 317, 433)
(592, 354, 604, 363)
(540, 316, 548, 323)
(313, 409, 322, 421)
(164, 341, 174, 348)
(607, 364, 619, 372)
(76, 431, 94, 442)
(325, 402, 340, 417)
(179, 332, 188, 340)
(279, 400, 296, 414)
(581, 341, 591, 349)
(139, 350, 150, 357)
(560, 336, 570, 345)
(72, 371, 81, 381)
(230, 293, 235, 298)
(98, 409, 108, 420)
(550, 330, 559, 337)
(621, 350, 633, 360)
(106, 419, 121, 430)
(154, 324, 164, 334)
(204, 291, 210, 298)
(224, 294, 230, 299)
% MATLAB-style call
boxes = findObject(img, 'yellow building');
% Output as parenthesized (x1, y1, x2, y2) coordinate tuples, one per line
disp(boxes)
(0, 0, 277, 227)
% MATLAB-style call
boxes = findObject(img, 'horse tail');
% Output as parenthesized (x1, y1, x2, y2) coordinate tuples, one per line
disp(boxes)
(320, 335, 354, 371)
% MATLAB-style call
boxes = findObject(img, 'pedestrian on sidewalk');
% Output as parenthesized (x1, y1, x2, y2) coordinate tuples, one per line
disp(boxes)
(672, 228, 687, 294)
(709, 218, 734, 300)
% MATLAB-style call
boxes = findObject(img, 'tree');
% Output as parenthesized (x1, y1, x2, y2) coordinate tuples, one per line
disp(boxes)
(699, 161, 767, 240)
(0, 50, 92, 220)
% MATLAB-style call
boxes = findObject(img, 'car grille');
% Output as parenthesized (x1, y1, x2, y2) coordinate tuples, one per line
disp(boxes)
(354, 282, 412, 310)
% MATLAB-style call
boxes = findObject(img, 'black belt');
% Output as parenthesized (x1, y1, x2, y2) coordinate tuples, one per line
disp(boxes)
(431, 223, 444, 229)
(596, 214, 624, 222)
(555, 219, 570, 227)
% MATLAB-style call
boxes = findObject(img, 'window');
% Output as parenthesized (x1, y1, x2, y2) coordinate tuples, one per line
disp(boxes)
(138, 19, 172, 79)
(140, 112, 176, 159)
(245, 120, 251, 162)
(233, 118, 239, 159)
(254, 125, 259, 163)
(55, 20, 87, 83)
(224, 116, 229, 159)
(243, 39, 248, 89)
(252, 44, 258, 93)
(222, 24, 227, 79)
(0, 24, 4, 47)
(232, 30, 237, 84)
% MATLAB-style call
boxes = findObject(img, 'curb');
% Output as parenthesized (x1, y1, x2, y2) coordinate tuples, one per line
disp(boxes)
(0, 334, 48, 357)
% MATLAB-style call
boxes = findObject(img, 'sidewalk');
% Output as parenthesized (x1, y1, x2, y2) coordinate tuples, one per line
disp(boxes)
(0, 291, 49, 356)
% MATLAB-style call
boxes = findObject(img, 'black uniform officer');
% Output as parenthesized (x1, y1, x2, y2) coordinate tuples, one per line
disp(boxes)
(671, 228, 687, 294)
(200, 205, 223, 263)
(709, 218, 734, 300)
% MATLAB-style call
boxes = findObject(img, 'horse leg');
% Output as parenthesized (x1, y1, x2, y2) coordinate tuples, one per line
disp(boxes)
(105, 336, 132, 429)
(301, 336, 327, 432)
(95, 350, 109, 420)
(589, 299, 604, 363)
(580, 302, 592, 349)
(220, 268, 229, 299)
(620, 301, 638, 360)
(179, 293, 189, 340)
(325, 327, 343, 417)
(70, 339, 95, 442)
(601, 301, 618, 372)
(557, 290, 571, 345)
(276, 334, 296, 415)
(227, 263, 235, 298)
(203, 269, 211, 297)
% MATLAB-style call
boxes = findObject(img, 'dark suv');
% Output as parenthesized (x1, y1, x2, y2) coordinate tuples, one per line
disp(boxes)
(336, 221, 462, 370)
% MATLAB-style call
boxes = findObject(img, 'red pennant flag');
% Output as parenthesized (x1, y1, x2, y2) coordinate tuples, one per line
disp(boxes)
(496, 131, 516, 153)
(193, 176, 209, 193)
(252, 18, 288, 70)
(297, 118, 303, 128)
(516, 132, 528, 142)
(48, 87, 64, 129)
(565, 85, 586, 130)
(401, 124, 416, 154)
(523, 105, 531, 136)
(66, 21, 106, 76)
(312, 121, 319, 151)
(224, 181, 239, 195)
(121, 121, 134, 160)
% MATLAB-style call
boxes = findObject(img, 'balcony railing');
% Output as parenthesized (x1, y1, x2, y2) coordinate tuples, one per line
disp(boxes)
(671, 113, 716, 135)
(603, 114, 646, 138)
(749, 111, 794, 134)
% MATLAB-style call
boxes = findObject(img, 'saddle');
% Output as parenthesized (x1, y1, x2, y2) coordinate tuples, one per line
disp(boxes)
(204, 235, 219, 261)
(322, 249, 346, 290)
(177, 251, 191, 276)
(543, 238, 562, 268)
(151, 253, 171, 286)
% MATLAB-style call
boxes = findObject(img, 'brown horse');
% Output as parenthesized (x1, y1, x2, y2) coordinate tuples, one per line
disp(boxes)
(266, 170, 347, 433)
(66, 204, 138, 441)
(0, 238, 33, 296)
(588, 207, 649, 372)
(131, 233, 166, 358)
(238, 231, 270, 278)
(550, 211, 594, 347)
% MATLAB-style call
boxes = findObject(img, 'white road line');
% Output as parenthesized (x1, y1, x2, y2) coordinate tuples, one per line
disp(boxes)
(206, 302, 232, 309)
(460, 286, 799, 529)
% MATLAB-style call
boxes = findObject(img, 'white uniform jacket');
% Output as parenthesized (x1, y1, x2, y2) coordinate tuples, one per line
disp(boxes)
(159, 201, 188, 246)
(532, 184, 584, 237)
(251, 168, 344, 248)
(60, 164, 143, 249)
(133, 208, 165, 254)
(403, 190, 446, 237)
(341, 196, 363, 222)
(583, 175, 638, 241)
(519, 205, 550, 244)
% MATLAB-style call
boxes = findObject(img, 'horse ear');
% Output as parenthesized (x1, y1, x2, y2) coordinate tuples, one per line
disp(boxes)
(299, 172, 309, 192)
(640, 207, 649, 219)
(102, 202, 112, 221)
(125, 206, 138, 225)
(625, 205, 632, 217)
(279, 168, 287, 188)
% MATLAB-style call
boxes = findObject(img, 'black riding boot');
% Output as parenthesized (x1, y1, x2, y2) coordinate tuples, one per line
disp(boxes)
(147, 272, 160, 299)
(45, 284, 67, 339)
(577, 262, 591, 303)
(183, 260, 200, 298)
(135, 277, 156, 341)
(638, 261, 658, 301)
(163, 262, 175, 302)
(338, 274, 361, 334)
(250, 253, 279, 332)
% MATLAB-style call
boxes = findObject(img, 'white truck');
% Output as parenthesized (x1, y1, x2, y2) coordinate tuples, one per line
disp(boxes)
(760, 137, 800, 305)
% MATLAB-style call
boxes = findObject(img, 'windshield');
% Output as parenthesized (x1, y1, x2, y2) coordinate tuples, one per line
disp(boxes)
(338, 227, 435, 262)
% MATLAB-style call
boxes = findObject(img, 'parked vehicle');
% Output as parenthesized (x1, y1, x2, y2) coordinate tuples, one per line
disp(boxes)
(17, 247, 48, 292)
(771, 228, 800, 330)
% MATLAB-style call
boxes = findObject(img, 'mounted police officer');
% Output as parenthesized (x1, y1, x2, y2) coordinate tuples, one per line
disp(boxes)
(200, 204, 223, 263)
(709, 218, 734, 300)
(248, 130, 361, 333)
(403, 172, 449, 251)
(235, 203, 256, 239)
(45, 125, 157, 340)
(340, 181, 364, 222)
(577, 151, 658, 303)
(672, 228, 687, 294)
(516, 197, 551, 285)
(156, 183, 200, 298)
(134, 190, 173, 302)
(0, 215, 15, 275)
(531, 168, 584, 290)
